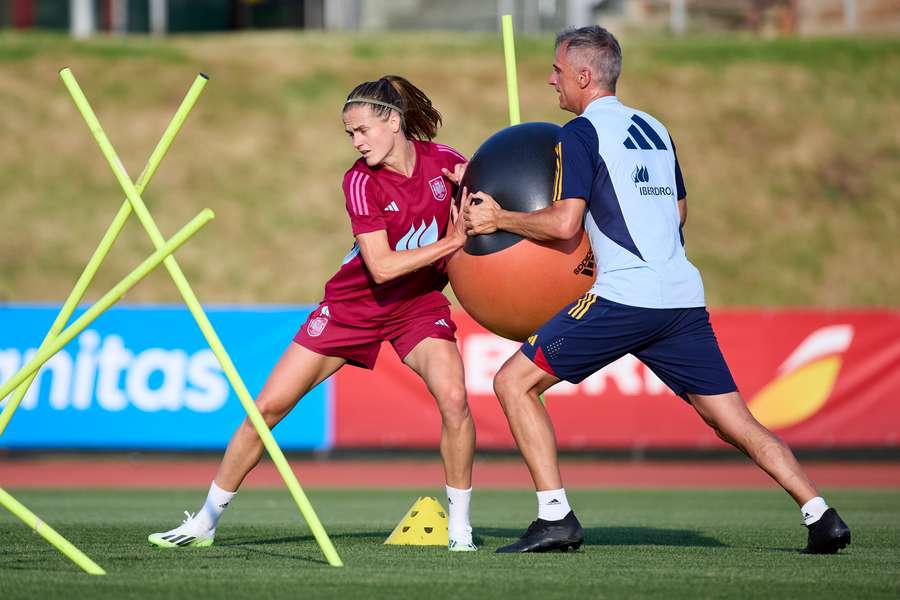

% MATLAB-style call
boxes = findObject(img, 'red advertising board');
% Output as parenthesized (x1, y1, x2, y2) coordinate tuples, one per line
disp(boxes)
(334, 310, 900, 449)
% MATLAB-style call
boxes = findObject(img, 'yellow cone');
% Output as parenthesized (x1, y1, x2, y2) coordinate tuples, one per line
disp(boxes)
(384, 496, 449, 546)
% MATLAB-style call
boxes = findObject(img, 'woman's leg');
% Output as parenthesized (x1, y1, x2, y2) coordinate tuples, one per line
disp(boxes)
(215, 342, 346, 491)
(402, 337, 474, 489)
(149, 342, 346, 547)
(403, 337, 476, 548)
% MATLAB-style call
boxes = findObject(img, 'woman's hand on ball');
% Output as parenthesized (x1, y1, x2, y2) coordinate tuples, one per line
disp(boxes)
(448, 187, 471, 248)
(442, 162, 468, 185)
(464, 191, 500, 235)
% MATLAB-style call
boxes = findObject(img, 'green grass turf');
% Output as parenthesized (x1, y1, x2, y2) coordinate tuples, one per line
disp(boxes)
(1, 488, 898, 599)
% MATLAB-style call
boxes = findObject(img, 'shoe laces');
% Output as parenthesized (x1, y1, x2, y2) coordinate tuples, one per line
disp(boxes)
(521, 520, 542, 538)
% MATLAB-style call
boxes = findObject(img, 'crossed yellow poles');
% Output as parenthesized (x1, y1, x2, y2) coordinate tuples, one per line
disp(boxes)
(0, 69, 342, 573)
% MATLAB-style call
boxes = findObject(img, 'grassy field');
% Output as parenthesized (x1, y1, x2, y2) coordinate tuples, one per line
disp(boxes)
(1, 32, 899, 306)
(1, 487, 898, 599)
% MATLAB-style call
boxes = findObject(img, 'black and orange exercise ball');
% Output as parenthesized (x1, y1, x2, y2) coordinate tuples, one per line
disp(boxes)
(447, 122, 594, 342)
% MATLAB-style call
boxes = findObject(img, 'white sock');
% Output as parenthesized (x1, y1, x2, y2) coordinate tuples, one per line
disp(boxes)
(446, 485, 473, 542)
(537, 488, 571, 521)
(801, 496, 829, 526)
(195, 481, 237, 531)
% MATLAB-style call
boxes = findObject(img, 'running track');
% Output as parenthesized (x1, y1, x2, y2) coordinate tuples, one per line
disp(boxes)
(1, 459, 898, 488)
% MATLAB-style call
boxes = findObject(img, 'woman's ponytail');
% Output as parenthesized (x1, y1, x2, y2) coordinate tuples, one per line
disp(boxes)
(343, 75, 442, 141)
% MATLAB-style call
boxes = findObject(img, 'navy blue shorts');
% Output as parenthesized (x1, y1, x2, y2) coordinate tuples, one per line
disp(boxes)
(520, 294, 737, 401)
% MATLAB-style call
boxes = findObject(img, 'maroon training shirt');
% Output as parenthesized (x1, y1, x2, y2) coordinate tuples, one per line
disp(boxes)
(321, 140, 467, 326)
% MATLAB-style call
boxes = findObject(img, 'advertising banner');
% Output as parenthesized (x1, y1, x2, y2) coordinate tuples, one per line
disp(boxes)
(0, 305, 329, 450)
(334, 310, 900, 449)
(4, 305, 898, 451)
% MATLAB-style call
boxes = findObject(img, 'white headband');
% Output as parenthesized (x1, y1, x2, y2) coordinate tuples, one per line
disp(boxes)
(343, 97, 403, 113)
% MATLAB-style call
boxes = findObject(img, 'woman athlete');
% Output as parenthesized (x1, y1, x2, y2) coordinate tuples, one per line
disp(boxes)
(149, 75, 477, 551)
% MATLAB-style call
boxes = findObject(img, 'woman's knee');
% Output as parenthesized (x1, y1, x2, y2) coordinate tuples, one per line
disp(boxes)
(436, 385, 470, 428)
(254, 395, 291, 429)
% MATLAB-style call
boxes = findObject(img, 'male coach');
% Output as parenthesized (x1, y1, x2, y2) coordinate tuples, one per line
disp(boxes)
(463, 26, 851, 555)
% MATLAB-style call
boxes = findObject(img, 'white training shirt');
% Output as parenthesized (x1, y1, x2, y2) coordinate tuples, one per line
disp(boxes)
(555, 96, 706, 308)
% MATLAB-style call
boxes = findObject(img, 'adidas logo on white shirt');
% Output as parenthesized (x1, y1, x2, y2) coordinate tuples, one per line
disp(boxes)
(384, 201, 400, 212)
(435, 319, 449, 328)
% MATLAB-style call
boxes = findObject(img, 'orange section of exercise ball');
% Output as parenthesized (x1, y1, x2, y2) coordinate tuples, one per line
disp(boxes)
(448, 233, 594, 341)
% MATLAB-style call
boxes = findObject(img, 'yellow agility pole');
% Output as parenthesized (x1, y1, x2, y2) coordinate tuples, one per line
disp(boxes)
(0, 210, 213, 400)
(0, 73, 208, 437)
(501, 14, 521, 125)
(59, 68, 344, 567)
(0, 487, 106, 575)
(0, 209, 210, 575)
(501, 15, 543, 403)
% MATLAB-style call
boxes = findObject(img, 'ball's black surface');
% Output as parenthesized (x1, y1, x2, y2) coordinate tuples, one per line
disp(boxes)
(448, 122, 594, 341)
(457, 122, 560, 256)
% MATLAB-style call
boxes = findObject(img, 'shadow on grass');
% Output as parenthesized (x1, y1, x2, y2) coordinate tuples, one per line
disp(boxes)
(219, 531, 384, 546)
(0, 555, 88, 572)
(221, 526, 725, 552)
(216, 531, 393, 565)
(475, 526, 727, 549)
(765, 546, 846, 555)
(217, 543, 331, 566)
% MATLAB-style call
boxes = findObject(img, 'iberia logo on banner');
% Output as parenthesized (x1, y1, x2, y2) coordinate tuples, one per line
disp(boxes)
(333, 310, 900, 449)
(747, 324, 852, 430)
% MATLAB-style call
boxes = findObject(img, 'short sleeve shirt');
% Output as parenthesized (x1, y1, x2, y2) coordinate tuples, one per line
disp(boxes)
(557, 96, 704, 309)
(322, 140, 467, 326)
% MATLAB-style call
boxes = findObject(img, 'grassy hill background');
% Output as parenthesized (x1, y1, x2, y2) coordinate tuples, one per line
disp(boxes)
(1, 31, 898, 307)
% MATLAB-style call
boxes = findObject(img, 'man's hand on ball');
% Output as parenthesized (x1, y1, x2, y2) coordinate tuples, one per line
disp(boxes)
(464, 191, 500, 235)
(441, 162, 468, 185)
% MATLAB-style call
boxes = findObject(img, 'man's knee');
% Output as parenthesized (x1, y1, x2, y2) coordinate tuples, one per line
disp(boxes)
(690, 392, 751, 444)
(695, 401, 784, 454)
(695, 409, 731, 440)
(495, 355, 554, 411)
(493, 366, 522, 407)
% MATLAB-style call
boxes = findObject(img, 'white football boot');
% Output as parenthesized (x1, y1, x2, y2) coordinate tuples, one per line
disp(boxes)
(148, 511, 215, 548)
(448, 538, 478, 552)
(449, 527, 477, 552)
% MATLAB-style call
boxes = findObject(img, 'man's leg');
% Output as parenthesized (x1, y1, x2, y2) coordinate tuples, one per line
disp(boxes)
(403, 337, 477, 550)
(688, 391, 818, 504)
(492, 351, 584, 553)
(493, 351, 563, 491)
(688, 391, 851, 553)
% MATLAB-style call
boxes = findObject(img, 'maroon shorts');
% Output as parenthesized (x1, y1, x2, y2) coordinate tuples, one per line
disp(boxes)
(293, 302, 457, 369)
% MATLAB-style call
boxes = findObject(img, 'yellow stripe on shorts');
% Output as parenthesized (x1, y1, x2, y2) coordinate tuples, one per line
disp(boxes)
(567, 294, 586, 318)
(568, 293, 597, 320)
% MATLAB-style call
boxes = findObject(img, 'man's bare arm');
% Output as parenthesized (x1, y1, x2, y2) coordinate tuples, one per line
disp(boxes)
(464, 192, 586, 241)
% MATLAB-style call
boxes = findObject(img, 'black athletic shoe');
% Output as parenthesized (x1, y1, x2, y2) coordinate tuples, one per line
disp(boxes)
(804, 508, 851, 554)
(496, 511, 584, 553)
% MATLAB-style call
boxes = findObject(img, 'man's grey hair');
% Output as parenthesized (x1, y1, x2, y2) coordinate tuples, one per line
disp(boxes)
(555, 26, 622, 93)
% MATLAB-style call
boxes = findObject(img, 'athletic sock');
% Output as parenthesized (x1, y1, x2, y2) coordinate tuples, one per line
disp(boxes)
(801, 496, 829, 526)
(537, 488, 571, 521)
(446, 485, 473, 542)
(195, 481, 237, 531)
